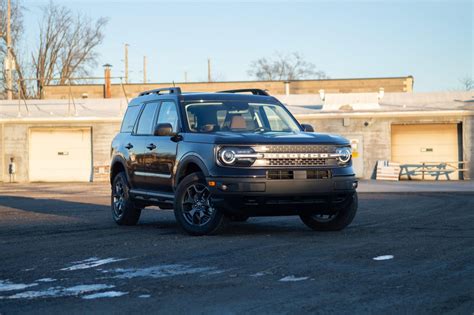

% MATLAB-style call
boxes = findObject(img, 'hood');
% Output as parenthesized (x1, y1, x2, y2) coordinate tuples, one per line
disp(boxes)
(184, 131, 350, 145)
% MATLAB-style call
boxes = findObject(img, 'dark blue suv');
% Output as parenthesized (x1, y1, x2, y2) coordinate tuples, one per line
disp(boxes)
(110, 87, 358, 235)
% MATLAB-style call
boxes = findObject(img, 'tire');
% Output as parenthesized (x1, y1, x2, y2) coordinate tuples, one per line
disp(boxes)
(300, 192, 358, 231)
(228, 214, 250, 222)
(174, 172, 227, 236)
(111, 172, 142, 226)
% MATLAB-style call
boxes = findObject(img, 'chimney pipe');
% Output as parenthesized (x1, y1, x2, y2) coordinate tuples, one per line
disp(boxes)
(103, 64, 112, 98)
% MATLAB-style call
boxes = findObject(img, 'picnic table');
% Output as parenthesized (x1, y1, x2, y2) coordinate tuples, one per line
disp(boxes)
(399, 161, 469, 180)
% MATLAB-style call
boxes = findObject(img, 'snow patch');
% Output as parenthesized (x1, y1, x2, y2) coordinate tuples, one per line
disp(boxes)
(3, 284, 114, 299)
(36, 278, 56, 283)
(206, 269, 226, 275)
(63, 284, 114, 293)
(279, 276, 309, 282)
(373, 255, 394, 261)
(0, 280, 38, 292)
(5, 287, 62, 299)
(82, 291, 128, 299)
(138, 294, 151, 298)
(250, 272, 266, 277)
(61, 257, 127, 271)
(108, 264, 220, 279)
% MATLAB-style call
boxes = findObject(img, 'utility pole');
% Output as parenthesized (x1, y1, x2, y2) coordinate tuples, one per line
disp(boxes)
(124, 43, 129, 84)
(143, 56, 147, 83)
(184, 71, 188, 83)
(6, 0, 12, 100)
(207, 58, 211, 82)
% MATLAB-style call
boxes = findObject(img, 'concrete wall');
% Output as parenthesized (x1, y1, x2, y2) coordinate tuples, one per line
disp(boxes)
(1, 109, 471, 182)
(295, 113, 473, 180)
(42, 77, 414, 100)
(0, 120, 121, 182)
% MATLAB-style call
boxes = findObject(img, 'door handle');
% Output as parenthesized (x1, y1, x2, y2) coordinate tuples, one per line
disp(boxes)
(146, 143, 157, 150)
(125, 143, 133, 150)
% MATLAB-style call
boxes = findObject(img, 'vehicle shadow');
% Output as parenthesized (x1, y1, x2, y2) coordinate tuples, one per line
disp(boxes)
(0, 195, 357, 236)
(0, 195, 109, 220)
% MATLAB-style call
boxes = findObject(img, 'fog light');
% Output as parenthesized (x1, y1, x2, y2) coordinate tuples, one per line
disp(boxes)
(352, 182, 358, 189)
(221, 184, 228, 191)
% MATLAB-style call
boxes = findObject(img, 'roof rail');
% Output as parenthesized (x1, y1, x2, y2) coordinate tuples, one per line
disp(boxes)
(217, 89, 270, 96)
(138, 87, 182, 97)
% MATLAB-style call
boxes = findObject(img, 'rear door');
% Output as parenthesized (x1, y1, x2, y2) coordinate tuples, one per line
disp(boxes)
(118, 104, 143, 188)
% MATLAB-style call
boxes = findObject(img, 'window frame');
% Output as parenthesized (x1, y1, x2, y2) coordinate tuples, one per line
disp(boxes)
(132, 101, 161, 136)
(156, 100, 180, 134)
(120, 104, 143, 133)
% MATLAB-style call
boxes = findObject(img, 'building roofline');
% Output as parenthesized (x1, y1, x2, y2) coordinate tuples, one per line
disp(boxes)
(42, 76, 414, 88)
(0, 117, 123, 124)
(294, 109, 474, 120)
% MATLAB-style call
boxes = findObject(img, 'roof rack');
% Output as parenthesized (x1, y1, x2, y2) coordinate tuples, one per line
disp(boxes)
(138, 87, 182, 97)
(217, 89, 270, 96)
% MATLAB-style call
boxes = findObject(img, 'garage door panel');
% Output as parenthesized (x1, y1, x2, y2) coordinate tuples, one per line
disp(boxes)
(29, 129, 92, 182)
(391, 124, 459, 180)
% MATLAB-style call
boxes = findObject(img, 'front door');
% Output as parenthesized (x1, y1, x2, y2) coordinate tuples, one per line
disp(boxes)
(144, 100, 179, 192)
(132, 101, 160, 189)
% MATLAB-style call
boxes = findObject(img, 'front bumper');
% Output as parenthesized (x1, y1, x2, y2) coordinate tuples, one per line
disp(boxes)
(206, 175, 357, 216)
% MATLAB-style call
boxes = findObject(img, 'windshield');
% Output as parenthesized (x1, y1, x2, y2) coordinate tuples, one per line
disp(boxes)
(184, 101, 301, 133)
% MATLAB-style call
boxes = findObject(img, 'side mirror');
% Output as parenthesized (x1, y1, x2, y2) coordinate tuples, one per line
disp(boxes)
(154, 123, 174, 136)
(301, 124, 314, 132)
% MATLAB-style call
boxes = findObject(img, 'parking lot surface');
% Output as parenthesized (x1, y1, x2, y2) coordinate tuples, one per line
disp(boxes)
(0, 183, 473, 314)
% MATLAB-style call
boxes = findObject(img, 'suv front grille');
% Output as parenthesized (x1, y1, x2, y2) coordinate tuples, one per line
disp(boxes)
(260, 144, 335, 153)
(267, 158, 331, 167)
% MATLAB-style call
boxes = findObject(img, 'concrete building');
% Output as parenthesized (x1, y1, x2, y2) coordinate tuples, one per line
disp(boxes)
(41, 76, 414, 99)
(0, 90, 472, 182)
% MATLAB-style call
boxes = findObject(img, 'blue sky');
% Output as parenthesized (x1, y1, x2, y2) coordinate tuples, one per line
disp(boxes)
(22, 0, 473, 91)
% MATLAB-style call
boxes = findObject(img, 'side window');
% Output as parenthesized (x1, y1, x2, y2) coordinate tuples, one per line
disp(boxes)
(136, 102, 160, 135)
(120, 105, 141, 133)
(157, 101, 178, 132)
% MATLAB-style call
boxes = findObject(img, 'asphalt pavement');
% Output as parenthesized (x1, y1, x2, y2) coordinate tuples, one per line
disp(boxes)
(0, 182, 473, 314)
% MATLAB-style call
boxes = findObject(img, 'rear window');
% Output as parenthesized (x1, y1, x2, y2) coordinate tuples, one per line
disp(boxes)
(120, 105, 141, 133)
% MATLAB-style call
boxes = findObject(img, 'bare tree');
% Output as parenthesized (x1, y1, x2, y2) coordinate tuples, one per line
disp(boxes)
(32, 1, 108, 97)
(0, 0, 28, 98)
(248, 52, 328, 81)
(1, 1, 107, 98)
(459, 76, 473, 91)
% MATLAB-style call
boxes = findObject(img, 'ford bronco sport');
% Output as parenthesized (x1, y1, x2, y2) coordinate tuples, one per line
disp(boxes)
(110, 87, 358, 235)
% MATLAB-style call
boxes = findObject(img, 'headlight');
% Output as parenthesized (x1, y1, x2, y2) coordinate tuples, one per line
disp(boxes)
(217, 147, 262, 167)
(219, 149, 236, 164)
(336, 147, 352, 164)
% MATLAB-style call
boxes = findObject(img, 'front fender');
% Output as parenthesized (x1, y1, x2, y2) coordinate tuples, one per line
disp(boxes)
(174, 153, 210, 189)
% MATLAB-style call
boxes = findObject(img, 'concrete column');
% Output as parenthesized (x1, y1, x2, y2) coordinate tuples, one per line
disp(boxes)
(284, 81, 290, 95)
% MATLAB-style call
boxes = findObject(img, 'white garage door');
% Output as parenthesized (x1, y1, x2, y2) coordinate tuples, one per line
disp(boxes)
(391, 124, 459, 180)
(29, 128, 92, 182)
